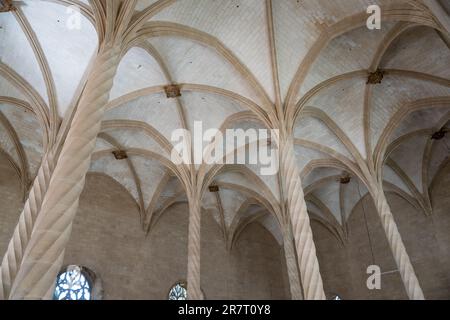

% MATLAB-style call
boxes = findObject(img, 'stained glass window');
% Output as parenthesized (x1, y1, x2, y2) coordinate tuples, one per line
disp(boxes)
(169, 282, 187, 300)
(53, 265, 92, 300)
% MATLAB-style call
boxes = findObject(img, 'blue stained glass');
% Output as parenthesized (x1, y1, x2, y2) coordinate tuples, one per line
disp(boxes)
(169, 283, 187, 300)
(53, 266, 92, 300)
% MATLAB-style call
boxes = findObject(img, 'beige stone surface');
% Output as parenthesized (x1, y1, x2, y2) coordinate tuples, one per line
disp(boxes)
(0, 0, 449, 300)
(312, 164, 450, 299)
(62, 174, 288, 299)
(0, 154, 22, 262)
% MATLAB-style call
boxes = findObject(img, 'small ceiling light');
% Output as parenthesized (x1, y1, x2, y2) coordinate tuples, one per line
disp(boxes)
(164, 84, 181, 98)
(265, 137, 278, 149)
(340, 174, 351, 184)
(431, 128, 447, 141)
(0, 0, 14, 12)
(367, 69, 385, 84)
(208, 185, 219, 193)
(112, 150, 128, 160)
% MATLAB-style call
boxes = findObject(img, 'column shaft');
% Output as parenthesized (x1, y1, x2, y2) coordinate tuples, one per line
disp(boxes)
(283, 223, 304, 300)
(0, 151, 55, 299)
(372, 184, 425, 300)
(9, 43, 121, 299)
(187, 195, 203, 300)
(279, 136, 326, 300)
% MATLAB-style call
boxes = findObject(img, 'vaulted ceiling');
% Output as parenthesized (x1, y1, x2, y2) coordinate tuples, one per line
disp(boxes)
(0, 0, 449, 246)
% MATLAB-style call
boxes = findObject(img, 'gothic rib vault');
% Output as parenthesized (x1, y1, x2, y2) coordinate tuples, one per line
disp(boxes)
(0, 0, 449, 300)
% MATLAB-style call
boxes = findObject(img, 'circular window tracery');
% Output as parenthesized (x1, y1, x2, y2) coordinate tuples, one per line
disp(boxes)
(53, 265, 93, 300)
(168, 282, 187, 300)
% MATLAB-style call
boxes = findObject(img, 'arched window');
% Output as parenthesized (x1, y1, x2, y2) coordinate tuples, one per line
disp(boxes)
(53, 265, 101, 300)
(168, 282, 187, 300)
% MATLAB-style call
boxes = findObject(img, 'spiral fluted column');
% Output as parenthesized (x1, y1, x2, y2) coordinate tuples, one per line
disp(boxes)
(371, 183, 425, 300)
(282, 223, 304, 300)
(187, 193, 203, 300)
(279, 135, 326, 300)
(0, 151, 55, 299)
(8, 43, 121, 300)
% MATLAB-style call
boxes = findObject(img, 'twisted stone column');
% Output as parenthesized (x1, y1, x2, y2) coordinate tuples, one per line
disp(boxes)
(187, 193, 203, 300)
(282, 223, 303, 300)
(371, 184, 425, 300)
(279, 135, 326, 300)
(0, 151, 55, 299)
(9, 43, 121, 299)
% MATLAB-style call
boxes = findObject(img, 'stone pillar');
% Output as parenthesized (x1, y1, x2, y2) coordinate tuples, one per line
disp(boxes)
(371, 183, 425, 300)
(279, 135, 326, 300)
(187, 193, 203, 300)
(0, 151, 55, 299)
(282, 222, 304, 300)
(8, 43, 122, 300)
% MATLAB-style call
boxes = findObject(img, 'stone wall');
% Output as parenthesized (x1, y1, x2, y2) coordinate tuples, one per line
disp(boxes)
(312, 162, 450, 300)
(63, 173, 288, 299)
(0, 153, 23, 260)
(0, 154, 449, 299)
